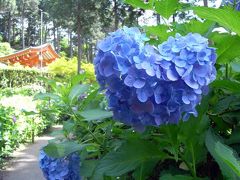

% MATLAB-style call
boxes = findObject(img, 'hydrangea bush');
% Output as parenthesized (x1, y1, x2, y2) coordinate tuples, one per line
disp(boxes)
(39, 149, 81, 180)
(39, 1, 240, 179)
(94, 27, 216, 129)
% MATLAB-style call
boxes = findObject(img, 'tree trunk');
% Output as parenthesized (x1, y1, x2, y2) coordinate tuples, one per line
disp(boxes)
(7, 12, 11, 43)
(86, 41, 89, 62)
(89, 43, 93, 63)
(156, 14, 161, 25)
(12, 22, 15, 43)
(77, 17, 82, 73)
(44, 25, 48, 43)
(203, 0, 208, 7)
(56, 27, 60, 53)
(69, 29, 73, 58)
(21, 12, 25, 49)
(53, 23, 57, 50)
(113, 0, 118, 30)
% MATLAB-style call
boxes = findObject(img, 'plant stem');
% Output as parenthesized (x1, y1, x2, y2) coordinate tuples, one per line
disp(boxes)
(190, 143, 197, 178)
(225, 63, 229, 79)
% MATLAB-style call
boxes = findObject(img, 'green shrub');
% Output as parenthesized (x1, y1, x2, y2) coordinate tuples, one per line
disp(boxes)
(0, 67, 52, 88)
(0, 42, 13, 57)
(0, 106, 19, 159)
(0, 84, 46, 97)
(47, 56, 77, 80)
(47, 56, 96, 83)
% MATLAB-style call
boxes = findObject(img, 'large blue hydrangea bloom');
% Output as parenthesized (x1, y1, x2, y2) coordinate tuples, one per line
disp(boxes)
(94, 27, 216, 129)
(39, 149, 81, 180)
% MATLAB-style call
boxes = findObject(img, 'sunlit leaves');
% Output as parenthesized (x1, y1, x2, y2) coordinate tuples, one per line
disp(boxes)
(210, 33, 240, 64)
(125, 0, 181, 19)
(155, 0, 179, 19)
(192, 6, 240, 36)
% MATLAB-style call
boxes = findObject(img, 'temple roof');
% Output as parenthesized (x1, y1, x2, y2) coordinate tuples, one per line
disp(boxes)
(0, 43, 59, 67)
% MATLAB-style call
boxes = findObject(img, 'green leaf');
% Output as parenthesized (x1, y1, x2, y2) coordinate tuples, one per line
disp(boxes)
(155, 0, 180, 19)
(211, 96, 236, 114)
(211, 80, 240, 94)
(43, 141, 84, 158)
(227, 129, 240, 145)
(33, 92, 61, 101)
(81, 159, 99, 177)
(63, 120, 74, 134)
(94, 139, 168, 177)
(160, 174, 201, 180)
(144, 25, 174, 42)
(191, 6, 240, 36)
(132, 160, 158, 180)
(205, 129, 240, 179)
(210, 33, 240, 64)
(68, 84, 89, 103)
(124, 0, 154, 10)
(78, 109, 113, 121)
(175, 20, 214, 36)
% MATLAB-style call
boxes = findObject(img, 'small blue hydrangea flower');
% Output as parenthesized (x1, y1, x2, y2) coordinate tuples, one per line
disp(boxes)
(94, 27, 216, 130)
(39, 149, 81, 180)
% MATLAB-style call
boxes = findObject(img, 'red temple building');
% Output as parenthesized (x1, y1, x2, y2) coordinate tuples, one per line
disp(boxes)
(0, 43, 59, 67)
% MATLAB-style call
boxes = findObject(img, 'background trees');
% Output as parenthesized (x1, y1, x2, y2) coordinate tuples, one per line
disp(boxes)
(0, 0, 144, 69)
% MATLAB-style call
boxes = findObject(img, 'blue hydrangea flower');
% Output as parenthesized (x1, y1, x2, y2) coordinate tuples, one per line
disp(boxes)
(39, 149, 81, 180)
(94, 28, 216, 129)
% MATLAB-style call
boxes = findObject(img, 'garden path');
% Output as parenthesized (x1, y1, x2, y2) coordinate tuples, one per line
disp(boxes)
(1, 125, 62, 180)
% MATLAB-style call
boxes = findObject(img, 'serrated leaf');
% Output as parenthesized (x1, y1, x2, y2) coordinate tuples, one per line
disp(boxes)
(192, 6, 240, 36)
(205, 129, 240, 179)
(155, 0, 180, 19)
(68, 84, 89, 103)
(94, 139, 168, 177)
(210, 33, 240, 64)
(78, 109, 113, 121)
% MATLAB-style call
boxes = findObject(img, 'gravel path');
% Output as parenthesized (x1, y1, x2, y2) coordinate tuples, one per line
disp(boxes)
(1, 125, 61, 180)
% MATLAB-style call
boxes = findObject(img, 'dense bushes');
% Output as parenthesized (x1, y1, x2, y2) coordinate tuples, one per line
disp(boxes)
(0, 42, 13, 57)
(0, 82, 52, 166)
(0, 67, 52, 88)
(47, 56, 95, 82)
(0, 106, 19, 159)
(0, 103, 51, 162)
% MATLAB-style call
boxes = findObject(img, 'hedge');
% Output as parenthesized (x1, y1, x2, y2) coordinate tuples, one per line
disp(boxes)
(0, 67, 52, 88)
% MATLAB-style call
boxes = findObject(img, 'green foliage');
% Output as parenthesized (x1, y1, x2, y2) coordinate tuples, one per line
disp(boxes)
(125, 0, 181, 19)
(0, 42, 14, 57)
(205, 129, 240, 179)
(0, 67, 52, 88)
(47, 56, 96, 83)
(191, 6, 240, 36)
(0, 106, 19, 159)
(210, 33, 240, 64)
(43, 141, 85, 158)
(36, 1, 240, 179)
